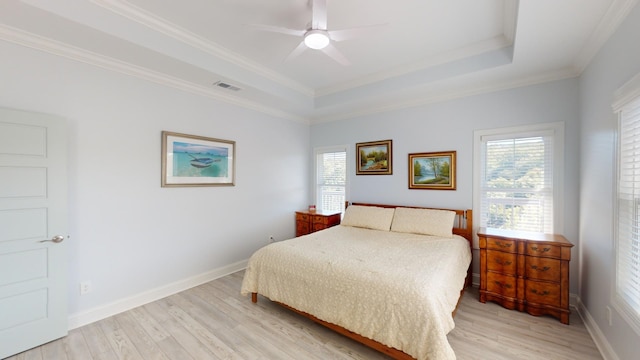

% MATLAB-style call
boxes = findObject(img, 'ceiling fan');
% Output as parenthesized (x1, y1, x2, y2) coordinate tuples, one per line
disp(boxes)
(251, 0, 385, 66)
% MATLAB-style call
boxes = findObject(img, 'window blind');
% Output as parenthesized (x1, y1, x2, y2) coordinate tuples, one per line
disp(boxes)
(480, 131, 554, 233)
(617, 96, 640, 318)
(316, 149, 346, 213)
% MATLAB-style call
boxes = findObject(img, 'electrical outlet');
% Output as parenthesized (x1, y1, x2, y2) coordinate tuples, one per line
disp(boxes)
(80, 281, 92, 295)
(606, 306, 612, 326)
(269, 235, 275, 243)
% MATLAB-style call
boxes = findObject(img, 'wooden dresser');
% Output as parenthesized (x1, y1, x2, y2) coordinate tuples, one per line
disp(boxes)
(478, 227, 574, 324)
(295, 210, 341, 237)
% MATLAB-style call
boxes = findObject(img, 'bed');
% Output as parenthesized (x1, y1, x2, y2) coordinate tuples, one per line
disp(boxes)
(241, 203, 473, 360)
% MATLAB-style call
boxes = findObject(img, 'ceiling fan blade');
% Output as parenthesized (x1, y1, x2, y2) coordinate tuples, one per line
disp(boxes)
(321, 43, 350, 66)
(248, 24, 306, 37)
(284, 41, 308, 62)
(328, 23, 388, 42)
(312, 0, 328, 30)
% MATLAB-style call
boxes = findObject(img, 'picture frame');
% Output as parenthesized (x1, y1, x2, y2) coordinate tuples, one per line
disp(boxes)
(356, 139, 393, 175)
(161, 131, 235, 187)
(408, 151, 456, 190)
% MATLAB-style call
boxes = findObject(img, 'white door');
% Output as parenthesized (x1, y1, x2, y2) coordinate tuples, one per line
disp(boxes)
(0, 108, 68, 358)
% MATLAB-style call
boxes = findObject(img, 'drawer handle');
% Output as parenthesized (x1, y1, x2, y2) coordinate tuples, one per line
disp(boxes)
(530, 265, 551, 272)
(494, 259, 513, 266)
(495, 242, 513, 249)
(530, 246, 551, 253)
(530, 289, 550, 296)
(493, 281, 512, 289)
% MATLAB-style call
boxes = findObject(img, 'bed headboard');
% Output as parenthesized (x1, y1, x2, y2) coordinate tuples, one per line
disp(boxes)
(348, 202, 473, 242)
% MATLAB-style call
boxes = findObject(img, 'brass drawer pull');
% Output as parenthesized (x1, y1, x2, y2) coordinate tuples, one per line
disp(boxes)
(530, 246, 551, 253)
(493, 281, 513, 289)
(530, 289, 550, 296)
(494, 259, 513, 266)
(530, 265, 551, 272)
(495, 242, 513, 249)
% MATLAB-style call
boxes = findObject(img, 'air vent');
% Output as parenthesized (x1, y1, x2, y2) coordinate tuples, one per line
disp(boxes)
(213, 81, 242, 92)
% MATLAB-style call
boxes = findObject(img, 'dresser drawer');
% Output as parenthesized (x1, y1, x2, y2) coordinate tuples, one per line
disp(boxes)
(486, 250, 517, 275)
(486, 272, 517, 298)
(486, 238, 517, 253)
(525, 256, 561, 281)
(312, 215, 329, 224)
(296, 211, 341, 237)
(525, 281, 560, 307)
(525, 242, 561, 258)
(296, 222, 310, 237)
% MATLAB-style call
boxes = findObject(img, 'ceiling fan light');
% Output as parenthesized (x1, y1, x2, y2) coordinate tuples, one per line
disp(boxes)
(304, 30, 330, 50)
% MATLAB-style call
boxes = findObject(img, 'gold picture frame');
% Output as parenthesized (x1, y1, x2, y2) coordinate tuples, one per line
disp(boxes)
(356, 139, 393, 175)
(408, 151, 456, 190)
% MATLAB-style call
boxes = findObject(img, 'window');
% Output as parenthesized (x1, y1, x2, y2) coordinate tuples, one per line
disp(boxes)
(613, 75, 640, 335)
(474, 122, 564, 236)
(314, 146, 347, 213)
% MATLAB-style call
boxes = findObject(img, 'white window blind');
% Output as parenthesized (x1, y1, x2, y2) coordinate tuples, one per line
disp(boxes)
(616, 95, 640, 328)
(315, 148, 346, 213)
(479, 131, 555, 233)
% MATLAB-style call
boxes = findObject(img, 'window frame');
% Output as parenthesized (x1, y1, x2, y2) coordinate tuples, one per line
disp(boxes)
(612, 71, 640, 336)
(313, 145, 348, 213)
(473, 122, 565, 248)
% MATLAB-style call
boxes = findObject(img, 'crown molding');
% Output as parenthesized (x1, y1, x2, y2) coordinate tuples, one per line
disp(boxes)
(573, 0, 639, 73)
(0, 22, 581, 126)
(313, 67, 579, 124)
(315, 1, 519, 98)
(91, 0, 314, 98)
(315, 35, 513, 98)
(612, 70, 640, 112)
(0, 24, 309, 124)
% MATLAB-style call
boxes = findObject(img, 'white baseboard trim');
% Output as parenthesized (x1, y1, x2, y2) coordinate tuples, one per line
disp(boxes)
(575, 296, 620, 360)
(472, 272, 480, 287)
(67, 259, 248, 330)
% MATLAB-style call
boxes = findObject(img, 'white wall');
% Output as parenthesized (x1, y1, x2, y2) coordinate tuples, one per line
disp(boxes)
(311, 78, 581, 293)
(579, 3, 640, 360)
(0, 41, 310, 325)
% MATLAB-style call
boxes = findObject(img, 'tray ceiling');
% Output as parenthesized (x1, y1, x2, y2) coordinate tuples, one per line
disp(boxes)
(0, 0, 635, 123)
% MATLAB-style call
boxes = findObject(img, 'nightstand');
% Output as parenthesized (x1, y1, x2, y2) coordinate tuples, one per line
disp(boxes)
(295, 210, 341, 237)
(478, 227, 574, 324)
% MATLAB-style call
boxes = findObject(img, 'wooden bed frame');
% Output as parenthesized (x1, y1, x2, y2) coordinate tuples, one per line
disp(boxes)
(250, 202, 473, 360)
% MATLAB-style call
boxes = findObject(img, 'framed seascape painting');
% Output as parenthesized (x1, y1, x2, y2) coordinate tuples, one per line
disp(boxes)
(356, 139, 393, 175)
(409, 151, 456, 190)
(161, 131, 235, 187)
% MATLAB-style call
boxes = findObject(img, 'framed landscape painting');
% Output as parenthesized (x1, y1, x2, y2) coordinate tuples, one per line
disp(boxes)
(161, 131, 235, 187)
(409, 151, 456, 190)
(356, 139, 392, 175)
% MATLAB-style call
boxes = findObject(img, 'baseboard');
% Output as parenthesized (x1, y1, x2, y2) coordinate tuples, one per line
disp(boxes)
(67, 259, 248, 330)
(575, 296, 620, 360)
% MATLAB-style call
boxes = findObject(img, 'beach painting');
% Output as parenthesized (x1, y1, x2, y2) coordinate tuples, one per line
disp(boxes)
(409, 151, 456, 190)
(356, 139, 393, 175)
(161, 131, 235, 187)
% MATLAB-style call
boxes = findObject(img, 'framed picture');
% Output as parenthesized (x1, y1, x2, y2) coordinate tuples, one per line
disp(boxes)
(409, 151, 456, 190)
(161, 131, 235, 187)
(356, 139, 393, 175)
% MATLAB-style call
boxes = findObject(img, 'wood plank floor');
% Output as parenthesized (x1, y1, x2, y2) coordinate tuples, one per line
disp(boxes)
(6, 271, 602, 360)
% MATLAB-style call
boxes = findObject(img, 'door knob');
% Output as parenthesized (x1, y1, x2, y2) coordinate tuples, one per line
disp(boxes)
(40, 235, 65, 243)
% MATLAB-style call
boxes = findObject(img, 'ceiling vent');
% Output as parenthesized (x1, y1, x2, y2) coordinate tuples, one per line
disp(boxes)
(213, 81, 242, 92)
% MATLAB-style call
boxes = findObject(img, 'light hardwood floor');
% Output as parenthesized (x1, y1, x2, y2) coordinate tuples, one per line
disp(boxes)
(6, 271, 602, 360)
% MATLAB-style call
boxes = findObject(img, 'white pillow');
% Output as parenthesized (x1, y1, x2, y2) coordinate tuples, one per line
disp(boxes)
(390, 207, 455, 238)
(341, 205, 395, 231)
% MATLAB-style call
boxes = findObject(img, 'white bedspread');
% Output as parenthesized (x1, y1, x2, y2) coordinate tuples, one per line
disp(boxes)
(241, 225, 471, 360)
